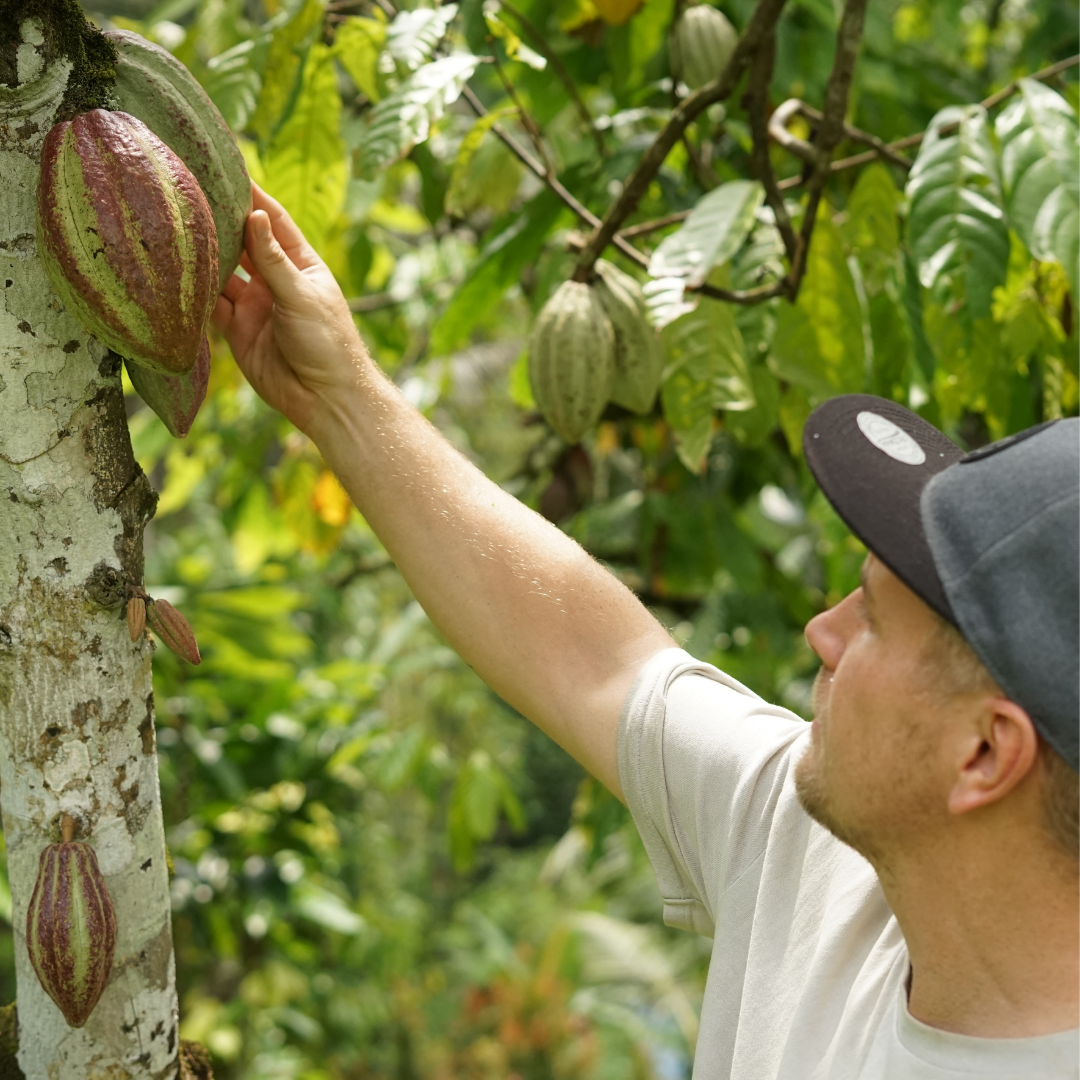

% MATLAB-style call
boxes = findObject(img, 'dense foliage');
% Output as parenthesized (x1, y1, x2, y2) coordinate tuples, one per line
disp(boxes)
(3, 0, 1076, 1075)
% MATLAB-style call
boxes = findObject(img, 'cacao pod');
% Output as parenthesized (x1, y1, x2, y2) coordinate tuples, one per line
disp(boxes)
(37, 108, 219, 376)
(125, 334, 210, 438)
(593, 260, 664, 414)
(106, 29, 252, 291)
(146, 598, 201, 665)
(127, 596, 146, 641)
(27, 816, 117, 1029)
(529, 281, 616, 444)
(670, 5, 738, 90)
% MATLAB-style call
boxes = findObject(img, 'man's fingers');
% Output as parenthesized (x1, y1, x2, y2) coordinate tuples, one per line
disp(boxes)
(250, 183, 319, 268)
(212, 293, 234, 334)
(246, 210, 305, 301)
(221, 272, 246, 304)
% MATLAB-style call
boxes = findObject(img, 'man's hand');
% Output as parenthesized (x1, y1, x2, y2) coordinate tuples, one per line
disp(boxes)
(213, 184, 365, 436)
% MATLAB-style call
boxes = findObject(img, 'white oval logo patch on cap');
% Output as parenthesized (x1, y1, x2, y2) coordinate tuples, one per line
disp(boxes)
(856, 411, 926, 465)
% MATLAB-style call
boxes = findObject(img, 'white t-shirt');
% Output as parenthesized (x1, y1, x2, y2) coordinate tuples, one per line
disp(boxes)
(617, 648, 1080, 1080)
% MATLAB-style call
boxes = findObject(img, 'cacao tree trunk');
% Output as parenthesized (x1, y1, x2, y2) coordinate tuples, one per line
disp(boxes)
(0, 14, 179, 1079)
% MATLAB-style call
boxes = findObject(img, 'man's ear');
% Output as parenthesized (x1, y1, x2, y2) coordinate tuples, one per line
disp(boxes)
(948, 698, 1040, 815)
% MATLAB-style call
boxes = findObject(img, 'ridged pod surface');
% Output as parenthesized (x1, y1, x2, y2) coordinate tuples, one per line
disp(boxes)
(593, 260, 664, 414)
(670, 5, 738, 90)
(26, 833, 118, 1029)
(529, 281, 615, 443)
(37, 108, 219, 375)
(125, 334, 211, 437)
(106, 29, 252, 291)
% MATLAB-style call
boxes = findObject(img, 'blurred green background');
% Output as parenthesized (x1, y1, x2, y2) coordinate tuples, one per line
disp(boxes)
(3, 0, 1076, 1075)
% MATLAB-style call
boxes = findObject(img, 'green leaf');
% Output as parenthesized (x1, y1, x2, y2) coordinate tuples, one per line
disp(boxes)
(353, 54, 481, 180)
(996, 79, 1079, 298)
(725, 363, 780, 448)
(291, 884, 364, 935)
(447, 750, 523, 871)
(263, 43, 347, 252)
(648, 180, 765, 285)
(844, 162, 901, 291)
(661, 299, 755, 472)
(901, 248, 936, 381)
(905, 104, 1010, 318)
(203, 38, 265, 132)
(430, 189, 565, 355)
(770, 210, 864, 395)
(484, 8, 547, 69)
(386, 4, 458, 72)
(444, 108, 517, 218)
(334, 15, 387, 102)
(249, 0, 324, 145)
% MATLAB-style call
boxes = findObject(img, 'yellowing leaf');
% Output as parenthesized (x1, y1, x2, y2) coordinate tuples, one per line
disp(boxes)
(334, 16, 387, 102)
(312, 470, 352, 527)
(593, 0, 645, 25)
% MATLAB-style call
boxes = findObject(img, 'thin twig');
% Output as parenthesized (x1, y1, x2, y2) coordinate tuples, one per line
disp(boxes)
(490, 45, 553, 174)
(745, 23, 797, 263)
(572, 0, 793, 282)
(460, 86, 650, 269)
(499, 0, 606, 157)
(617, 210, 692, 239)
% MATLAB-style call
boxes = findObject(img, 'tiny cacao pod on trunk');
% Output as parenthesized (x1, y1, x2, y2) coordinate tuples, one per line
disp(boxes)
(593, 260, 664, 414)
(670, 5, 738, 90)
(146, 599, 201, 665)
(27, 815, 117, 1029)
(106, 29, 252, 291)
(127, 596, 146, 641)
(529, 281, 615, 444)
(37, 108, 219, 376)
(126, 335, 211, 438)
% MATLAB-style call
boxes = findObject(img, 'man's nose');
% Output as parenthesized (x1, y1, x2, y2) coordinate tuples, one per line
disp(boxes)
(805, 592, 857, 670)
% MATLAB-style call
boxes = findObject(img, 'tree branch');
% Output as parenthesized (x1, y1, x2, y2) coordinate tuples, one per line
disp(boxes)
(571, 0, 792, 282)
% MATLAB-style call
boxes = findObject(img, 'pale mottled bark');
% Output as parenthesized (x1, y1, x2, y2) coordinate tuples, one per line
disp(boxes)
(0, 18, 178, 1079)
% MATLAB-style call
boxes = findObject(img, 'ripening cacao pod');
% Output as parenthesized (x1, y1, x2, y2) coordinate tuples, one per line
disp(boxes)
(670, 4, 738, 90)
(125, 335, 210, 438)
(37, 108, 219, 376)
(127, 596, 146, 641)
(593, 260, 664, 414)
(529, 281, 616, 443)
(106, 29, 252, 291)
(27, 816, 117, 1029)
(146, 598, 201, 664)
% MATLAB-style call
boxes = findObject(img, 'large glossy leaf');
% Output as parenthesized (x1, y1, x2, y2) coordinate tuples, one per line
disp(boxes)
(996, 79, 1079, 298)
(905, 104, 1009, 317)
(385, 4, 458, 72)
(353, 54, 480, 180)
(263, 43, 347, 252)
(203, 38, 266, 132)
(334, 15, 387, 102)
(770, 211, 865, 395)
(648, 181, 765, 286)
(661, 299, 755, 471)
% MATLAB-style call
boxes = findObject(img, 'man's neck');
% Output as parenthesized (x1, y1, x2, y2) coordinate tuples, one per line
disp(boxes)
(876, 827, 1079, 1038)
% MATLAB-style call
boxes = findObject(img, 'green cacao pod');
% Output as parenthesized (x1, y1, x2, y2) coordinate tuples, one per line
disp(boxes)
(670, 5, 738, 90)
(106, 29, 252, 291)
(593, 260, 663, 414)
(125, 334, 210, 438)
(27, 819, 117, 1029)
(37, 109, 219, 376)
(529, 281, 616, 443)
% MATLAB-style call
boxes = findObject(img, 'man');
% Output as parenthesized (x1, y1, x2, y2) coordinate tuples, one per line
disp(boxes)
(214, 185, 1079, 1079)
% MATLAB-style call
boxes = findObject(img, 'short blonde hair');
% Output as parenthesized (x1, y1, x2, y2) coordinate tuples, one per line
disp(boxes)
(928, 616, 1078, 858)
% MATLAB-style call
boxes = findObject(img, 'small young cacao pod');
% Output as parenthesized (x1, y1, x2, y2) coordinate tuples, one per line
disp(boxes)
(106, 29, 252, 291)
(593, 260, 664, 414)
(127, 596, 146, 642)
(125, 335, 211, 438)
(529, 281, 616, 444)
(670, 4, 738, 90)
(37, 109, 219, 376)
(146, 599, 201, 665)
(27, 815, 117, 1029)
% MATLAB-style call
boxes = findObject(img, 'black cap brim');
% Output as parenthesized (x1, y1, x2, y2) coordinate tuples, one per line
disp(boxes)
(803, 395, 964, 623)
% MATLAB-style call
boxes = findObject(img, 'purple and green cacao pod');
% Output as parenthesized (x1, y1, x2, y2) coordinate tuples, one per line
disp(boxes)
(37, 108, 219, 376)
(26, 835, 118, 1028)
(125, 334, 211, 438)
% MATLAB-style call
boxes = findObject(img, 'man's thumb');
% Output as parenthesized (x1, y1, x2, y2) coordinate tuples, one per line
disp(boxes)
(247, 210, 301, 297)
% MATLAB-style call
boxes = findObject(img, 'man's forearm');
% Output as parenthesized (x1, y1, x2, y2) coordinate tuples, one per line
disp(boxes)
(307, 355, 672, 798)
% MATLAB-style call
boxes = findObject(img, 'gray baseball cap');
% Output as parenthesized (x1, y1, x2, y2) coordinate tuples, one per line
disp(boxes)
(804, 395, 1079, 771)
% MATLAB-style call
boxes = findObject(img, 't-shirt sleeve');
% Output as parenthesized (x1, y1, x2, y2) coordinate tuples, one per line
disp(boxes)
(617, 647, 811, 937)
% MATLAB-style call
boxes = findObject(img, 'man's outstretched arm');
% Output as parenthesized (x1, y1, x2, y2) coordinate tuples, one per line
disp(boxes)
(214, 186, 674, 799)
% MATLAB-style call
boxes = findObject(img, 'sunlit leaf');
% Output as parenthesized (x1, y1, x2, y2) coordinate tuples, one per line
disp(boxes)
(484, 6, 547, 69)
(649, 180, 765, 285)
(334, 15, 387, 102)
(445, 108, 518, 218)
(996, 79, 1079, 297)
(906, 104, 1009, 317)
(353, 54, 481, 180)
(385, 4, 458, 72)
(203, 38, 265, 132)
(291, 883, 364, 934)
